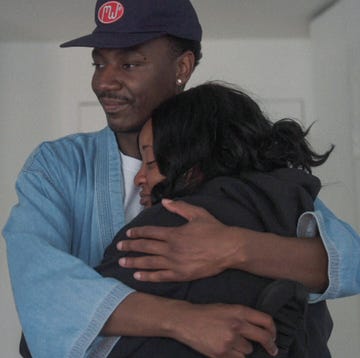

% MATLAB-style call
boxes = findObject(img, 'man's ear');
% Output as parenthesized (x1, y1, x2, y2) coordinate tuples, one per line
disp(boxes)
(175, 50, 195, 87)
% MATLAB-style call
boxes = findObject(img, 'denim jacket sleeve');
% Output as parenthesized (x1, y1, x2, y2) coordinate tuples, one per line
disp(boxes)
(297, 198, 360, 303)
(3, 134, 134, 358)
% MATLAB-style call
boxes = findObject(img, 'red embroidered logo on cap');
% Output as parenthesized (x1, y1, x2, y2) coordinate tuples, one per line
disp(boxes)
(98, 1, 125, 24)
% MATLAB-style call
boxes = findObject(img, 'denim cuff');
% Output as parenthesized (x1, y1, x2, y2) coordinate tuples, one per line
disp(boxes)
(71, 281, 134, 358)
(297, 211, 338, 303)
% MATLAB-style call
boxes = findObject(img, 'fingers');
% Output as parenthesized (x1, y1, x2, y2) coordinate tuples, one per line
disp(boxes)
(242, 307, 277, 339)
(161, 199, 209, 221)
(235, 320, 278, 357)
(118, 253, 181, 282)
(231, 336, 253, 356)
(174, 302, 278, 358)
(125, 201, 217, 242)
(236, 308, 278, 357)
(133, 270, 176, 282)
(119, 254, 167, 270)
(126, 225, 172, 241)
(117, 237, 167, 254)
(125, 199, 203, 239)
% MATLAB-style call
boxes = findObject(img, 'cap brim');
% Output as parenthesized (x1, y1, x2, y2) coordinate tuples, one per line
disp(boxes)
(60, 31, 167, 48)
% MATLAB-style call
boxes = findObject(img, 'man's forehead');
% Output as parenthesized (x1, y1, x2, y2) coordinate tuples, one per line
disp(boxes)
(92, 46, 140, 58)
(93, 38, 166, 54)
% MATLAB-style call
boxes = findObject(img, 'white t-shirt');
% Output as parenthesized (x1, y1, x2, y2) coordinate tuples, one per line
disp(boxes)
(120, 151, 144, 223)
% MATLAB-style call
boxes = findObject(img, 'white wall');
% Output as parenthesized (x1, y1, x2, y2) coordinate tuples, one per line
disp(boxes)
(310, 1, 360, 357)
(0, 43, 64, 358)
(311, 1, 359, 227)
(190, 38, 314, 124)
(0, 33, 358, 357)
(0, 43, 94, 358)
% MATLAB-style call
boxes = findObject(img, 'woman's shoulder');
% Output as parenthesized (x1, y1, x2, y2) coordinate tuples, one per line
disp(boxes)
(200, 169, 320, 200)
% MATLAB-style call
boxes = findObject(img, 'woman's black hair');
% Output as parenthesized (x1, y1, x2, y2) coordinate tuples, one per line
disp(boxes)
(150, 82, 334, 202)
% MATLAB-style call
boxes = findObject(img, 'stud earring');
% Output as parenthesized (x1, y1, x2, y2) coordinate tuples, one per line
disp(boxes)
(176, 78, 183, 86)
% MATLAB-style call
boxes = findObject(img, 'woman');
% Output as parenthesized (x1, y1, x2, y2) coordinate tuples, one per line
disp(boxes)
(97, 82, 334, 357)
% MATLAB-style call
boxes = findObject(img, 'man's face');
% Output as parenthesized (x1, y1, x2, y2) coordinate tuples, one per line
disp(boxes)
(91, 38, 180, 135)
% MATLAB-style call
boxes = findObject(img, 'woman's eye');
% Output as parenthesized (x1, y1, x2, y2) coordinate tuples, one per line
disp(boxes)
(146, 160, 157, 169)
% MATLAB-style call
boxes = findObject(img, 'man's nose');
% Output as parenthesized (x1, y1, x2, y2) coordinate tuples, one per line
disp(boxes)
(95, 66, 123, 91)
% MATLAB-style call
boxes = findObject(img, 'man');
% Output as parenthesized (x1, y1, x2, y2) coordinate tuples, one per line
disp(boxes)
(3, 0, 360, 357)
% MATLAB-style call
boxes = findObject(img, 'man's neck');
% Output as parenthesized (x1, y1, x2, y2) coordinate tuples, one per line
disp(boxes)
(115, 132, 141, 159)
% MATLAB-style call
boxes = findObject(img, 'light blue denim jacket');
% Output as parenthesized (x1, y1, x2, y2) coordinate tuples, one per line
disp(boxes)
(3, 127, 360, 357)
(3, 128, 133, 357)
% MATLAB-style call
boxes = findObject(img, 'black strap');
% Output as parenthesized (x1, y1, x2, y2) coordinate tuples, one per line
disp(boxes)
(20, 333, 32, 358)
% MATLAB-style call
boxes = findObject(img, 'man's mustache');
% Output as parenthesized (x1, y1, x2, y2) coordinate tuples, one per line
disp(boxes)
(97, 92, 129, 101)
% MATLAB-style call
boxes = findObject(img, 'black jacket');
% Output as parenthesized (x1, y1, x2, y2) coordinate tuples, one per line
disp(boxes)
(97, 169, 333, 358)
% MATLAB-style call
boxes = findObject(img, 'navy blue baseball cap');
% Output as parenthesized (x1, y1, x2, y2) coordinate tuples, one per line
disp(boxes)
(60, 0, 202, 48)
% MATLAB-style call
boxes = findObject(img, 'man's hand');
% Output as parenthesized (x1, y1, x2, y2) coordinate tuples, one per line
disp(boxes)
(173, 301, 278, 358)
(103, 292, 278, 358)
(118, 199, 242, 282)
(118, 199, 328, 291)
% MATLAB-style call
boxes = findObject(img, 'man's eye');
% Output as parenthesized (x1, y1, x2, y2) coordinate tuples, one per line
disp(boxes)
(92, 62, 105, 69)
(122, 63, 137, 70)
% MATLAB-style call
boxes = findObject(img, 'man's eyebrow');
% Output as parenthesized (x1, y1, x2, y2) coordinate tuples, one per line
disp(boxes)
(91, 49, 100, 58)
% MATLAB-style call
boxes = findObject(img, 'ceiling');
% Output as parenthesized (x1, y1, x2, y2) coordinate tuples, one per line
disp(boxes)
(1, 0, 337, 42)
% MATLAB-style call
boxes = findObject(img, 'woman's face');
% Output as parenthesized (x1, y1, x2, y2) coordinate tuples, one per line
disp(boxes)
(134, 119, 166, 207)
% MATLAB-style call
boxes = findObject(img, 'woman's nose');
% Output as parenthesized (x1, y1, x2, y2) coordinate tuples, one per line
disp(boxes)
(134, 166, 146, 187)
